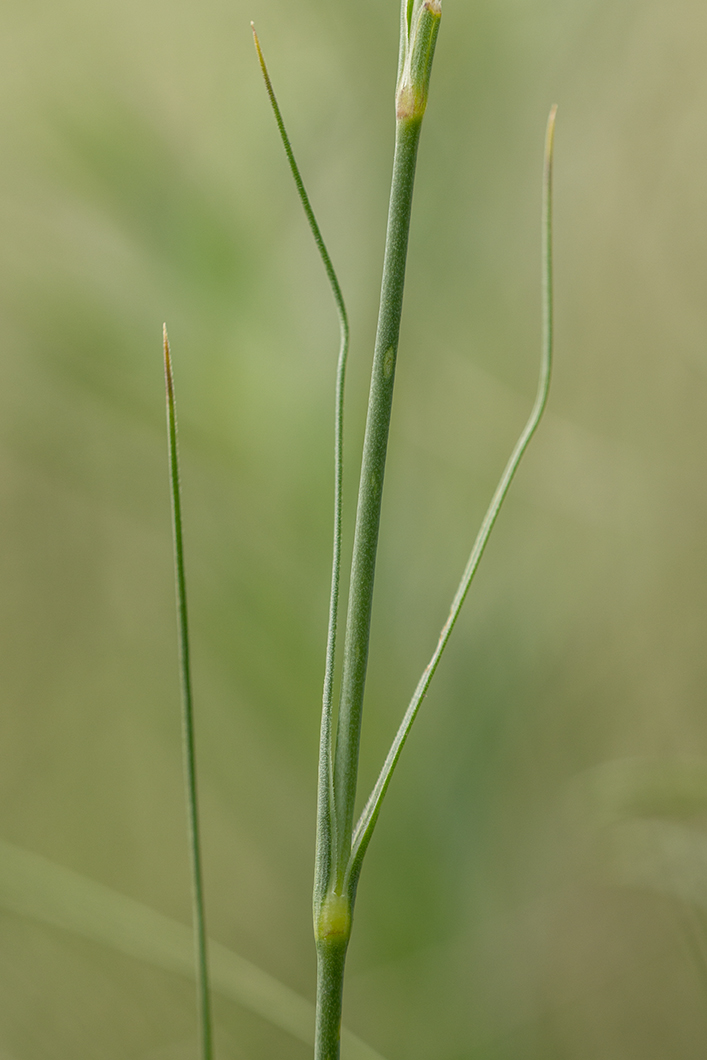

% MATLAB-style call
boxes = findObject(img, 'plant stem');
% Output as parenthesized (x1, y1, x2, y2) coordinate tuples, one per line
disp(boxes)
(316, 6, 441, 1056)
(315, 101, 425, 1060)
(332, 114, 423, 880)
(163, 326, 213, 1060)
(314, 936, 349, 1060)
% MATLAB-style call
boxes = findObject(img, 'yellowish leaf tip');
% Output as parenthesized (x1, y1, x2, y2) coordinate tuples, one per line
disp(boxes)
(163, 323, 172, 378)
(545, 104, 558, 159)
(251, 22, 265, 69)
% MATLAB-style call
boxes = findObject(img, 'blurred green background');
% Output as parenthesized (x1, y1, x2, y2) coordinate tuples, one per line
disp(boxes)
(1, 0, 707, 1056)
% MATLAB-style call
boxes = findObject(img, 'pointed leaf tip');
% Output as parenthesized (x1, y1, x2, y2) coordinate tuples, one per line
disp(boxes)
(545, 105, 557, 165)
(251, 23, 267, 74)
(162, 326, 174, 403)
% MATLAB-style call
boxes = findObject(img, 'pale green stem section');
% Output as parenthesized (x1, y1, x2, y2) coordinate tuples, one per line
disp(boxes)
(163, 326, 213, 1060)
(318, 89, 424, 1060)
(347, 106, 557, 884)
(252, 26, 349, 906)
(316, 7, 441, 1058)
(332, 0, 441, 890)
(314, 935, 348, 1060)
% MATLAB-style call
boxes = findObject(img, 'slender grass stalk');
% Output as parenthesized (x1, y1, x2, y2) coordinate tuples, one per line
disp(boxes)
(331, 0, 441, 890)
(331, 114, 423, 879)
(253, 10, 555, 1059)
(312, 4, 442, 1059)
(163, 325, 213, 1060)
(251, 23, 349, 913)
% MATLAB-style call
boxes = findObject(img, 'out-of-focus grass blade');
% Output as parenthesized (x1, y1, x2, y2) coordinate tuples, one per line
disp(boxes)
(570, 757, 707, 826)
(570, 757, 707, 905)
(0, 837, 387, 1060)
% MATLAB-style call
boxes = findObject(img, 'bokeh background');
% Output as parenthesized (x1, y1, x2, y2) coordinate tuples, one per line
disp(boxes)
(1, 0, 707, 1057)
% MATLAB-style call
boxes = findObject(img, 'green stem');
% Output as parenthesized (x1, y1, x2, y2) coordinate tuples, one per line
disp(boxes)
(163, 326, 213, 1060)
(314, 938, 349, 1060)
(315, 6, 441, 1056)
(332, 115, 423, 881)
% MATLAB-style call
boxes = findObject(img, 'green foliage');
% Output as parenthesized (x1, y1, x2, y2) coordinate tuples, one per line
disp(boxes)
(254, 2, 554, 1046)
(2, 0, 707, 1058)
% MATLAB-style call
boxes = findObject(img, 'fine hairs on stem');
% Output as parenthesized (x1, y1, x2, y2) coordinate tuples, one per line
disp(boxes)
(164, 3, 557, 1056)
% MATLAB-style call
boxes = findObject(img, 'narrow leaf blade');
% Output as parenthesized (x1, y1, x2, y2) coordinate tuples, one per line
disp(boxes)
(347, 106, 558, 888)
(251, 26, 350, 903)
(164, 325, 213, 1060)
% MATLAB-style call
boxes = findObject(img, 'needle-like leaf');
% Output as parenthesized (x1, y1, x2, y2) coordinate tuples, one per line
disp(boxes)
(164, 325, 213, 1060)
(252, 25, 349, 904)
(347, 105, 558, 888)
